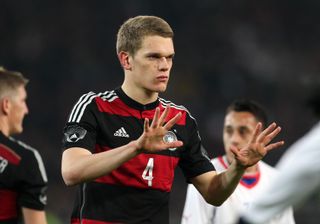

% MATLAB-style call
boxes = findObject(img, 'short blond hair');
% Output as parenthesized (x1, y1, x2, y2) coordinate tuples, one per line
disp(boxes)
(116, 15, 174, 56)
(0, 67, 29, 99)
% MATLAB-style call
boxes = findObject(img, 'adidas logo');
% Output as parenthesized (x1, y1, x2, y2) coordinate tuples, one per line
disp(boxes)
(114, 127, 129, 138)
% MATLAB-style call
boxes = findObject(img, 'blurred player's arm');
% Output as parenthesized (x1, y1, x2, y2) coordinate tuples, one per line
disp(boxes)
(241, 122, 320, 223)
(22, 208, 47, 224)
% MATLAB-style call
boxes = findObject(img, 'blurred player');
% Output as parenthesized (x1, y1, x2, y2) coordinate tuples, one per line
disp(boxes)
(0, 67, 48, 224)
(239, 87, 320, 224)
(182, 99, 295, 224)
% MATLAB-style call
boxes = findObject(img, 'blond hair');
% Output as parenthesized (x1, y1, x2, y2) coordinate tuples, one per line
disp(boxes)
(116, 15, 174, 56)
(0, 66, 29, 99)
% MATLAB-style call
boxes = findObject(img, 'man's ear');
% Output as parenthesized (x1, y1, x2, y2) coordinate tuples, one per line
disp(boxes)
(117, 51, 132, 70)
(1, 98, 11, 115)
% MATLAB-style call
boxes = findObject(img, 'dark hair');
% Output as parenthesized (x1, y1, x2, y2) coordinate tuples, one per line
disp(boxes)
(226, 99, 268, 128)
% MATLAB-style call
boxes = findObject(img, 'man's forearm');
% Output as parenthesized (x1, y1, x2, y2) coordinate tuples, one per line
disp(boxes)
(206, 162, 245, 205)
(62, 140, 141, 186)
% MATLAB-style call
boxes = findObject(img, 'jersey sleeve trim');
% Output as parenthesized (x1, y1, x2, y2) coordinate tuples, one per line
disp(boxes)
(158, 98, 196, 120)
(14, 139, 48, 183)
(68, 90, 116, 123)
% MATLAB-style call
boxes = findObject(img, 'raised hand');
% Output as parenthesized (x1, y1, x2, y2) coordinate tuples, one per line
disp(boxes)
(230, 122, 284, 168)
(136, 105, 183, 153)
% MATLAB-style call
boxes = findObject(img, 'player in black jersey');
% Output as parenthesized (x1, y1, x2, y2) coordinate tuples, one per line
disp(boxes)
(61, 15, 284, 224)
(0, 67, 48, 224)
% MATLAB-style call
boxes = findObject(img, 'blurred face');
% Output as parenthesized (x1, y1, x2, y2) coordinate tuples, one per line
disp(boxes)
(128, 35, 174, 93)
(7, 85, 29, 135)
(223, 111, 259, 163)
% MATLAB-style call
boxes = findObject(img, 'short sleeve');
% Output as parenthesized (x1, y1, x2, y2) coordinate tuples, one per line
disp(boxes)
(18, 150, 48, 210)
(179, 114, 214, 180)
(62, 93, 99, 152)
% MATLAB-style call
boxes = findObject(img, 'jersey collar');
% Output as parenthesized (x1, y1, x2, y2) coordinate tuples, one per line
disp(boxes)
(115, 87, 160, 111)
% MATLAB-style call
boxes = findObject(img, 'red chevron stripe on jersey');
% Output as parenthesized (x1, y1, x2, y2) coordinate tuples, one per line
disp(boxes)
(95, 97, 187, 125)
(0, 190, 18, 220)
(94, 148, 179, 192)
(0, 144, 21, 165)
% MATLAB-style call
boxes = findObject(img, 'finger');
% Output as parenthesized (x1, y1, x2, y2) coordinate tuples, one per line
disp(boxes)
(144, 118, 150, 132)
(164, 112, 181, 130)
(165, 140, 184, 149)
(265, 141, 285, 152)
(229, 145, 240, 157)
(256, 122, 277, 143)
(250, 122, 262, 143)
(151, 107, 160, 128)
(263, 126, 282, 145)
(159, 104, 170, 126)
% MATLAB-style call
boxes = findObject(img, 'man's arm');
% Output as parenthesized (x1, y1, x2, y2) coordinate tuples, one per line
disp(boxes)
(192, 122, 284, 206)
(191, 165, 244, 206)
(62, 106, 183, 186)
(62, 141, 141, 186)
(22, 208, 47, 224)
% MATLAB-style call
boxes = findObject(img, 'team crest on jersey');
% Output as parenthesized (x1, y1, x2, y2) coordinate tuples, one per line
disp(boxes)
(163, 131, 178, 151)
(64, 125, 87, 143)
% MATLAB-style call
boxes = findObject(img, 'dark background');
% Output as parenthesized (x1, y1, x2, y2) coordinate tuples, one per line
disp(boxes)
(1, 0, 319, 223)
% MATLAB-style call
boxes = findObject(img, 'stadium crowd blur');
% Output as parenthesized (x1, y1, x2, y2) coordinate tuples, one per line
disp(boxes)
(1, 1, 319, 223)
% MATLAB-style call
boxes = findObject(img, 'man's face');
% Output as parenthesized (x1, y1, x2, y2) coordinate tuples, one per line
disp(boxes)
(7, 85, 29, 135)
(223, 111, 259, 163)
(128, 35, 174, 93)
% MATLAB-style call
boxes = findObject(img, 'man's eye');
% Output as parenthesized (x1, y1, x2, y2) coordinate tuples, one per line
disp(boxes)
(239, 129, 250, 136)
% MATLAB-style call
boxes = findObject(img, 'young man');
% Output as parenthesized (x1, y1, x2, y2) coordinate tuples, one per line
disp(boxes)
(182, 99, 295, 224)
(0, 67, 48, 224)
(61, 15, 284, 224)
(238, 89, 320, 224)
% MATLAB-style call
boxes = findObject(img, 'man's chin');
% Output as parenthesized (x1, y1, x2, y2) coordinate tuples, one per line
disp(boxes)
(154, 85, 167, 93)
(11, 127, 23, 135)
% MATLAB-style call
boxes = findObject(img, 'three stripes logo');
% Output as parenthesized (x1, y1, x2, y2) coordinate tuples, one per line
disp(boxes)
(114, 127, 129, 138)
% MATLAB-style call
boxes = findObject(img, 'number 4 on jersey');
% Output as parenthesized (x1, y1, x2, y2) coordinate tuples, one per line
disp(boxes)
(142, 158, 154, 187)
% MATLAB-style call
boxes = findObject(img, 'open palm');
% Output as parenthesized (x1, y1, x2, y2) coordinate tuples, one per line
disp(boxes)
(230, 122, 284, 168)
(137, 105, 183, 153)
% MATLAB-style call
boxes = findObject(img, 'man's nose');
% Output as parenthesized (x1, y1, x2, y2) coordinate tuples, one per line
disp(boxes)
(230, 133, 241, 146)
(158, 57, 170, 70)
(25, 104, 29, 115)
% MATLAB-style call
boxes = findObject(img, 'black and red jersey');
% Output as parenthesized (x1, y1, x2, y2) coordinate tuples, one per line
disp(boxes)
(0, 132, 48, 224)
(62, 88, 214, 224)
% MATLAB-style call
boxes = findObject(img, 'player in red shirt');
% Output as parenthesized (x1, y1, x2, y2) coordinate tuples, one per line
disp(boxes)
(0, 67, 48, 224)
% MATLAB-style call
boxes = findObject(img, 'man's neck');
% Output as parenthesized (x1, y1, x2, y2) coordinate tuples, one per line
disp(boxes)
(0, 119, 9, 137)
(121, 83, 158, 105)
